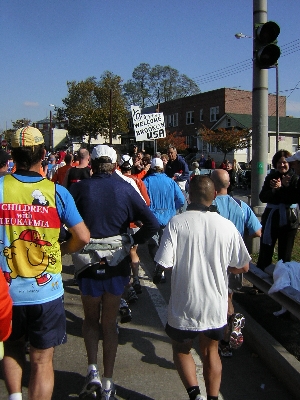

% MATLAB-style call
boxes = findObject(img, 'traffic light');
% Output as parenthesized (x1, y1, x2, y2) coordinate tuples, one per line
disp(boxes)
(255, 21, 280, 68)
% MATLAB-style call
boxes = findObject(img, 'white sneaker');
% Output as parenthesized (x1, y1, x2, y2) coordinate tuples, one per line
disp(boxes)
(101, 381, 116, 400)
(195, 395, 206, 400)
(80, 370, 101, 398)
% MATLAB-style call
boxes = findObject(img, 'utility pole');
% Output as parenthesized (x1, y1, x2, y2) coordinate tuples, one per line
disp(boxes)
(251, 0, 280, 212)
(109, 89, 112, 145)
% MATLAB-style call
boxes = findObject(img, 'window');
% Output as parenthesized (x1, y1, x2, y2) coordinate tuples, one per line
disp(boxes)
(292, 137, 299, 153)
(168, 113, 178, 127)
(227, 118, 231, 127)
(200, 109, 204, 121)
(186, 111, 194, 125)
(210, 106, 219, 122)
(186, 135, 192, 146)
(39, 124, 43, 129)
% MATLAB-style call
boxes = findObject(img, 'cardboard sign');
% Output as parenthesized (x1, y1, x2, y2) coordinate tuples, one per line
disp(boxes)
(131, 105, 166, 142)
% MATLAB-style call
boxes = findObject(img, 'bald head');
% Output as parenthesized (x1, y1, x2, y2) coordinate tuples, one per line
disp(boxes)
(189, 175, 216, 206)
(210, 169, 230, 194)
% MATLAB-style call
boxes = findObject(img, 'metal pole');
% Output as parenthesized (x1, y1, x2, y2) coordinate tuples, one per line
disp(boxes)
(49, 110, 52, 150)
(109, 89, 112, 145)
(275, 64, 279, 152)
(251, 0, 268, 213)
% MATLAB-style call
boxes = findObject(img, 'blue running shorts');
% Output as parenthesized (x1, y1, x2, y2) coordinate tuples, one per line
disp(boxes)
(78, 276, 130, 297)
(165, 322, 226, 343)
(8, 296, 67, 349)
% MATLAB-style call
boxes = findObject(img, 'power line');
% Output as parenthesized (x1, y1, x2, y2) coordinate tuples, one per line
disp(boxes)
(192, 39, 300, 86)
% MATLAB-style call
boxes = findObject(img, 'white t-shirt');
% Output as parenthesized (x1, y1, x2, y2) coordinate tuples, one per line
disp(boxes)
(154, 210, 251, 331)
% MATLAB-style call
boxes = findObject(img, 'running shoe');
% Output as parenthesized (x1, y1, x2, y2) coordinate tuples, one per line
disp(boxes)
(127, 287, 138, 303)
(101, 382, 116, 400)
(218, 342, 233, 357)
(229, 313, 245, 349)
(132, 277, 142, 294)
(119, 298, 132, 324)
(153, 264, 163, 284)
(79, 370, 101, 398)
(195, 395, 206, 400)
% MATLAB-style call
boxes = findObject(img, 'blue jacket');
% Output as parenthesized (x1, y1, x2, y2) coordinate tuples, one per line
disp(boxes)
(143, 172, 185, 226)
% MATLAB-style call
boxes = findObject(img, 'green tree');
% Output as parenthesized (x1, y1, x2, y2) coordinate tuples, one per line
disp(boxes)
(199, 125, 251, 161)
(12, 119, 32, 129)
(60, 72, 128, 147)
(123, 64, 200, 109)
(123, 63, 151, 108)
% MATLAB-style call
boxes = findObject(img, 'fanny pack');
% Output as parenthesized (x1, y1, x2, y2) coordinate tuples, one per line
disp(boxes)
(76, 256, 131, 280)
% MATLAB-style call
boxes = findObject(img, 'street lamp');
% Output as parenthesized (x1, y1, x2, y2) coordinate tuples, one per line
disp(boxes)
(235, 33, 252, 39)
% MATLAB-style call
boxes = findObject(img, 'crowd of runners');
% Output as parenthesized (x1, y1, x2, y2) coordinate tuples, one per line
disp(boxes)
(2, 126, 297, 400)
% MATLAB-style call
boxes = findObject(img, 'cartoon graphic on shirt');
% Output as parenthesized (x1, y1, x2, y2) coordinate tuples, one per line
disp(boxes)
(31, 189, 49, 206)
(3, 229, 55, 286)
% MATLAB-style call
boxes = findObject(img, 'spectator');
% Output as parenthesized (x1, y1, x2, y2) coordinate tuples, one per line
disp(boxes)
(256, 149, 299, 271)
(165, 146, 190, 212)
(198, 154, 206, 168)
(226, 162, 236, 196)
(211, 157, 216, 169)
(204, 155, 212, 169)
(190, 161, 200, 177)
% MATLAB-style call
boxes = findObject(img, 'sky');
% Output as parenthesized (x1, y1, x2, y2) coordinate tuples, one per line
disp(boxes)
(1, 0, 300, 130)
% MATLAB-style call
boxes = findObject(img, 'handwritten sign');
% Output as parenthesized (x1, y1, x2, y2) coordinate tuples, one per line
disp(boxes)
(131, 105, 166, 142)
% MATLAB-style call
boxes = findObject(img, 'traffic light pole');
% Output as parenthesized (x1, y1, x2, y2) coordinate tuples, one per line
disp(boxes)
(251, 0, 268, 214)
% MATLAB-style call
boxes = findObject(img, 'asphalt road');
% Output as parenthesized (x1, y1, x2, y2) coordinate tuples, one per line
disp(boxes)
(0, 247, 297, 400)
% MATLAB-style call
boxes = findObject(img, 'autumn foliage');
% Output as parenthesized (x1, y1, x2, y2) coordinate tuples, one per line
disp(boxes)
(157, 130, 188, 153)
(200, 125, 251, 161)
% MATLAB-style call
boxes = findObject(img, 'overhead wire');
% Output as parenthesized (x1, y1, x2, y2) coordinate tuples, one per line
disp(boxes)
(192, 38, 300, 86)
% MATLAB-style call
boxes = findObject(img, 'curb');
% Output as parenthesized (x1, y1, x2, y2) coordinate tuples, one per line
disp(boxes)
(234, 301, 300, 399)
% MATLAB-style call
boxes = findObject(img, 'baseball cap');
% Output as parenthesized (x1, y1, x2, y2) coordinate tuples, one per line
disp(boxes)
(11, 126, 44, 148)
(151, 157, 163, 169)
(0, 150, 10, 164)
(19, 229, 51, 246)
(91, 145, 117, 163)
(285, 151, 300, 162)
(119, 154, 133, 169)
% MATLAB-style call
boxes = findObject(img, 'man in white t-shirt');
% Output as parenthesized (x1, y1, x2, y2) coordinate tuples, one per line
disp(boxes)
(154, 175, 250, 400)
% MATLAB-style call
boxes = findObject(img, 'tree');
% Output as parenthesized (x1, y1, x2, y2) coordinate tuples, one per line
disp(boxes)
(157, 131, 188, 153)
(123, 64, 200, 109)
(60, 72, 128, 147)
(199, 126, 251, 161)
(12, 119, 32, 129)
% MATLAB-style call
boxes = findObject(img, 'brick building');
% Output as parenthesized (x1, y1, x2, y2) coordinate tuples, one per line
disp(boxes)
(155, 87, 286, 148)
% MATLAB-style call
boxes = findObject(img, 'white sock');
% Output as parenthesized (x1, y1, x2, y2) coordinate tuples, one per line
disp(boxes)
(9, 394, 22, 400)
(87, 364, 98, 374)
(102, 377, 113, 390)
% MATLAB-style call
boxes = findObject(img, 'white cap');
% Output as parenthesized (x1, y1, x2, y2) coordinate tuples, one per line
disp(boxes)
(151, 157, 164, 169)
(119, 154, 133, 169)
(91, 145, 117, 163)
(285, 151, 300, 162)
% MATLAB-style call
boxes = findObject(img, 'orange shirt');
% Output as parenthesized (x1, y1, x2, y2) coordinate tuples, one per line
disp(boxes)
(52, 164, 73, 185)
